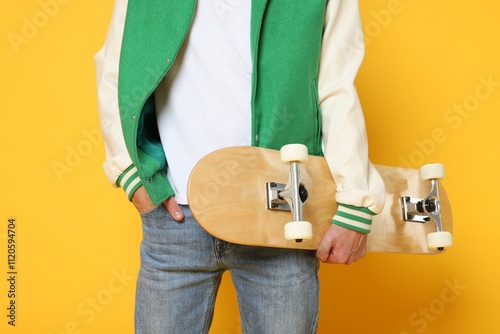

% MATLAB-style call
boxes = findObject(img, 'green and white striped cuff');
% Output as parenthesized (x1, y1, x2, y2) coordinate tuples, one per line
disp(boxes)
(332, 203, 376, 234)
(116, 165, 142, 201)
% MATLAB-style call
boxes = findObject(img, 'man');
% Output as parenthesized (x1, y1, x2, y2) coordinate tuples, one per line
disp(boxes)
(95, 0, 385, 333)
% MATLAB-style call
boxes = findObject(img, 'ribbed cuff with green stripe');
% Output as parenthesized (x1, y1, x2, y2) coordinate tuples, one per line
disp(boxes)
(116, 165, 143, 201)
(332, 203, 376, 234)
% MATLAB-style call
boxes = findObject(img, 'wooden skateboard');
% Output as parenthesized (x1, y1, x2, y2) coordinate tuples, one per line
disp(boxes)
(187, 145, 453, 254)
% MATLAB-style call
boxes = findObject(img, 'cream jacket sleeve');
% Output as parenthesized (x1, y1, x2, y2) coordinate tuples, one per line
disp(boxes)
(319, 0, 386, 231)
(95, 0, 142, 199)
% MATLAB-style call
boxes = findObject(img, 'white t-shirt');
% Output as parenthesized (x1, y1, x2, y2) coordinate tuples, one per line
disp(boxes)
(154, 0, 252, 204)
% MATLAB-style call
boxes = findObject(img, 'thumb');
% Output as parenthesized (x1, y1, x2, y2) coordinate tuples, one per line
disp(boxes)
(164, 196, 185, 222)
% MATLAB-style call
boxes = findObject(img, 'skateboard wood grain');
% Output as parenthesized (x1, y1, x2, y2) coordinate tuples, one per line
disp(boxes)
(188, 146, 453, 254)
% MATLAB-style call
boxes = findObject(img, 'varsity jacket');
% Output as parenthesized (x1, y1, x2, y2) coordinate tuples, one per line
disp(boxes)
(95, 0, 386, 233)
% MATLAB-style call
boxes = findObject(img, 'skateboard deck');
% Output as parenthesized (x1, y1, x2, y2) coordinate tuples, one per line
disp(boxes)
(187, 146, 453, 254)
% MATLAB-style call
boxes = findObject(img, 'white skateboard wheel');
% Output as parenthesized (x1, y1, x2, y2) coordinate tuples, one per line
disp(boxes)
(420, 163, 445, 180)
(280, 144, 308, 164)
(427, 231, 453, 250)
(284, 221, 313, 241)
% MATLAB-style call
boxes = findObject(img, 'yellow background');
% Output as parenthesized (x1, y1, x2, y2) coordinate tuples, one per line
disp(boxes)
(1, 0, 499, 333)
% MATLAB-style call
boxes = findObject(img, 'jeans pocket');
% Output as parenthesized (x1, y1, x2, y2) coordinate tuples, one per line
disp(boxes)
(139, 204, 164, 219)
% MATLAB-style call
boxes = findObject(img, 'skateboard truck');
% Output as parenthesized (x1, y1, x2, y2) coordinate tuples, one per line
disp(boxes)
(401, 163, 453, 251)
(266, 144, 313, 242)
(266, 182, 308, 212)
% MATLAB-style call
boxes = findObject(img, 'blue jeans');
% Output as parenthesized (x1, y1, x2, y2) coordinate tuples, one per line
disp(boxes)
(135, 205, 319, 334)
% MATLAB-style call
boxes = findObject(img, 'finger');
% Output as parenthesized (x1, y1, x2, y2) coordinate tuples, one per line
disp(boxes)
(316, 243, 331, 262)
(164, 196, 184, 222)
(338, 234, 367, 264)
(326, 250, 351, 265)
(316, 234, 335, 262)
(344, 245, 367, 265)
(324, 241, 367, 265)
